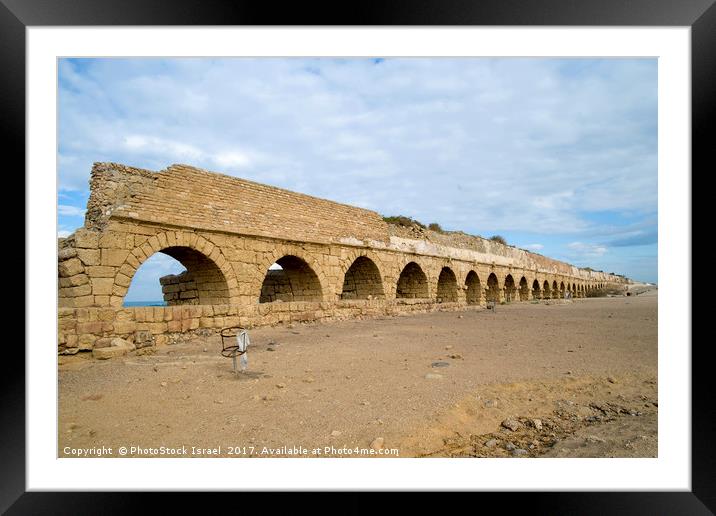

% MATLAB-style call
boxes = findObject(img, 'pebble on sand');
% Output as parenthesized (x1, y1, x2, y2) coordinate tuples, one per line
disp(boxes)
(331, 430, 342, 437)
(501, 417, 522, 432)
(370, 437, 385, 451)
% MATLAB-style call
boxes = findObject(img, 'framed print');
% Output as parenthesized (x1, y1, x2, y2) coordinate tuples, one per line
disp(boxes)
(5, 0, 711, 512)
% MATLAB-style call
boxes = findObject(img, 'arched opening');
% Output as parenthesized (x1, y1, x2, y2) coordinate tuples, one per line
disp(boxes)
(504, 274, 516, 302)
(465, 271, 481, 305)
(560, 281, 566, 298)
(259, 255, 323, 303)
(552, 280, 559, 299)
(436, 267, 458, 303)
(125, 246, 231, 306)
(341, 256, 384, 300)
(518, 276, 529, 301)
(543, 280, 551, 298)
(486, 273, 500, 302)
(532, 279, 541, 300)
(396, 262, 429, 299)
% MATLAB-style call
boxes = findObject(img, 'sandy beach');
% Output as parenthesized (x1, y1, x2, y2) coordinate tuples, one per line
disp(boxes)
(58, 291, 657, 458)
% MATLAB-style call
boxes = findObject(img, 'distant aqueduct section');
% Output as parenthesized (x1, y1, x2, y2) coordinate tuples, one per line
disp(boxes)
(57, 162, 629, 354)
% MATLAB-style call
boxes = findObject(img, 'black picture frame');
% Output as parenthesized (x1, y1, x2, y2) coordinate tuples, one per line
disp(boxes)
(5, 0, 709, 513)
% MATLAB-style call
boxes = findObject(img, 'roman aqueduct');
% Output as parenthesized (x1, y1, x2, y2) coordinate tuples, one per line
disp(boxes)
(57, 163, 628, 353)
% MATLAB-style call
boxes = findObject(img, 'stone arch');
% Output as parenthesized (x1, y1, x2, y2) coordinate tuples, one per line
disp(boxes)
(486, 272, 501, 302)
(532, 279, 542, 299)
(259, 255, 325, 303)
(396, 261, 429, 299)
(436, 266, 459, 303)
(518, 276, 530, 301)
(255, 247, 329, 303)
(465, 270, 482, 305)
(504, 274, 517, 302)
(543, 280, 551, 298)
(560, 281, 566, 297)
(340, 255, 385, 300)
(551, 280, 559, 299)
(112, 230, 239, 307)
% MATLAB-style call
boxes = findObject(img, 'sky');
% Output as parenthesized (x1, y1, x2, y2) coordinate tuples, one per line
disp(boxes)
(57, 57, 657, 302)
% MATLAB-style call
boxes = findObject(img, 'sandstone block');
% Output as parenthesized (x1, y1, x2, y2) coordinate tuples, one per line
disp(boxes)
(115, 273, 131, 288)
(153, 307, 166, 321)
(99, 231, 126, 249)
(115, 309, 134, 321)
(126, 253, 140, 269)
(101, 248, 129, 267)
(92, 277, 115, 296)
(58, 318, 76, 332)
(94, 295, 110, 305)
(76, 248, 101, 266)
(97, 308, 116, 322)
(66, 334, 78, 348)
(109, 296, 124, 308)
(78, 333, 97, 350)
(147, 235, 160, 251)
(74, 295, 95, 308)
(113, 320, 137, 334)
(68, 284, 92, 297)
(58, 247, 77, 260)
(77, 321, 104, 334)
(74, 229, 100, 249)
(148, 322, 167, 334)
(94, 337, 113, 348)
(59, 273, 90, 288)
(59, 258, 84, 278)
(92, 344, 128, 360)
(58, 297, 75, 308)
(86, 265, 117, 278)
(112, 285, 126, 296)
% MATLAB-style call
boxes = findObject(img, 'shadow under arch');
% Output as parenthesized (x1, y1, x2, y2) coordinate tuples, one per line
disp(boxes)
(486, 272, 501, 302)
(465, 270, 481, 305)
(341, 256, 385, 300)
(436, 266, 458, 303)
(396, 261, 429, 299)
(259, 255, 324, 303)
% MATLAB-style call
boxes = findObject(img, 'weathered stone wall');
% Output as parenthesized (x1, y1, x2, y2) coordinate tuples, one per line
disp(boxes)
(58, 162, 630, 355)
(160, 271, 199, 305)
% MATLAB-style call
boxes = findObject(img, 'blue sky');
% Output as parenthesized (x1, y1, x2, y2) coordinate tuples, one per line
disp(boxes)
(58, 58, 657, 301)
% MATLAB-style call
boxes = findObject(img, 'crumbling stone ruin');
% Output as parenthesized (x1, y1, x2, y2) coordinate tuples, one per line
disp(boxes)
(57, 162, 628, 355)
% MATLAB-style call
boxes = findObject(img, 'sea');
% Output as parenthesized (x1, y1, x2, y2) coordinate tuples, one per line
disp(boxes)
(123, 300, 167, 307)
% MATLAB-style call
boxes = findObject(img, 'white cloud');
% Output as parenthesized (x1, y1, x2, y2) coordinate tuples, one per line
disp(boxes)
(567, 241, 608, 258)
(213, 151, 252, 169)
(57, 230, 72, 238)
(523, 243, 544, 251)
